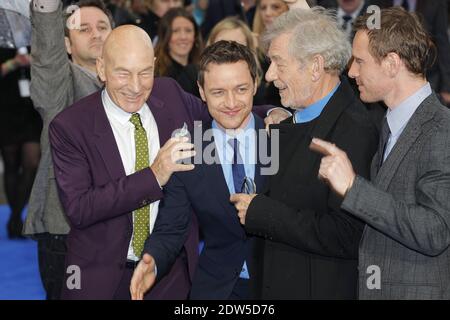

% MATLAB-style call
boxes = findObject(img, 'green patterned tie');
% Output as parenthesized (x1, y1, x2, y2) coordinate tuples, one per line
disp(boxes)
(129, 113, 150, 257)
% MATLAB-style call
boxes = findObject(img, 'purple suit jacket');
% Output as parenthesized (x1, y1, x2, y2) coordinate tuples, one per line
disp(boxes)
(49, 77, 210, 299)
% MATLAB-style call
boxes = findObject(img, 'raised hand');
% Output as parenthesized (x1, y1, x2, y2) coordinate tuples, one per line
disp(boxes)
(264, 108, 291, 130)
(310, 138, 356, 197)
(150, 137, 195, 186)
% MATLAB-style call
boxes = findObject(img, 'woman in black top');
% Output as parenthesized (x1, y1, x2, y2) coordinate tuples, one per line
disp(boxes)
(0, 48, 42, 239)
(154, 7, 203, 97)
(127, 0, 184, 41)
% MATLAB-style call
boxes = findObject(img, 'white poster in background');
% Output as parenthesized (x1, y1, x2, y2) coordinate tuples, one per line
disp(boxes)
(0, 0, 31, 48)
(0, 1, 31, 18)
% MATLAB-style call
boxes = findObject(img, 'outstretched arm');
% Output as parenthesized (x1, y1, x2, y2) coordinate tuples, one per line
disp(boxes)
(30, 0, 73, 118)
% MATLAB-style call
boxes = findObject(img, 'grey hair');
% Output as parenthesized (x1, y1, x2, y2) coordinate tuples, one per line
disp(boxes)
(261, 7, 351, 74)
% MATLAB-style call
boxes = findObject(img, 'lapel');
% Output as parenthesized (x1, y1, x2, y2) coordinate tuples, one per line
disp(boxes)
(253, 115, 267, 193)
(196, 120, 244, 237)
(370, 150, 380, 181)
(373, 93, 439, 190)
(197, 120, 229, 203)
(93, 92, 169, 225)
(93, 92, 170, 179)
(310, 78, 354, 141)
(93, 91, 126, 181)
(92, 91, 131, 224)
(196, 114, 266, 238)
(290, 77, 356, 176)
(147, 95, 172, 147)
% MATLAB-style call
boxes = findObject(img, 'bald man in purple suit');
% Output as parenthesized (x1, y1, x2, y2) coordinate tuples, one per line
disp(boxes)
(49, 24, 277, 299)
(48, 25, 204, 300)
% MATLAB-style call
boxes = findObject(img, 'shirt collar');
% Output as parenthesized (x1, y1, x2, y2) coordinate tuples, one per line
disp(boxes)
(212, 114, 256, 169)
(294, 82, 340, 124)
(386, 82, 432, 137)
(102, 89, 148, 126)
(212, 113, 255, 146)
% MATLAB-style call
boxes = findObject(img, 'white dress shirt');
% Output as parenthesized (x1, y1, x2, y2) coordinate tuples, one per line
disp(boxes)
(102, 89, 161, 261)
(211, 115, 256, 279)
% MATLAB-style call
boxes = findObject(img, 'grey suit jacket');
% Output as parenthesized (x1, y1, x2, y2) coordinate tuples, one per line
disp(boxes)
(342, 93, 450, 299)
(24, 2, 101, 235)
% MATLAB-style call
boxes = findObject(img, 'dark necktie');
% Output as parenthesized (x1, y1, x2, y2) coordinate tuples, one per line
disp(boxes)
(342, 15, 352, 32)
(229, 138, 246, 193)
(401, 0, 410, 11)
(229, 138, 250, 280)
(377, 116, 391, 170)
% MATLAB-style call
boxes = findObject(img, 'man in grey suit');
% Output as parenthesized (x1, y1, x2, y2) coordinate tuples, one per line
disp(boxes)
(312, 7, 450, 299)
(24, 0, 114, 299)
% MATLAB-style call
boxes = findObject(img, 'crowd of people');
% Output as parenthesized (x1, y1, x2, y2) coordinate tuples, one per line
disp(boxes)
(1, 0, 450, 300)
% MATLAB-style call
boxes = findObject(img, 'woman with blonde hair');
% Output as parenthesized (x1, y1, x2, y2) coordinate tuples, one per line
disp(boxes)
(207, 17, 256, 48)
(206, 17, 262, 81)
(252, 0, 289, 36)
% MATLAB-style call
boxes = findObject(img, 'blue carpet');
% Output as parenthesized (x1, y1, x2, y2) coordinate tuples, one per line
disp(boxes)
(0, 205, 205, 300)
(0, 205, 46, 300)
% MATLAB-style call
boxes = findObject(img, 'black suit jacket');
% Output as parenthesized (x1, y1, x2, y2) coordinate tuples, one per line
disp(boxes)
(146, 114, 269, 299)
(245, 78, 378, 299)
(372, 0, 450, 93)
